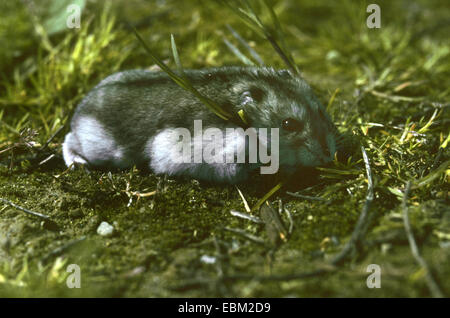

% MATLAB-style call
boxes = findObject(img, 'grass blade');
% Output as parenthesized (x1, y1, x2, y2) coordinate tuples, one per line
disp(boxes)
(251, 181, 283, 212)
(223, 38, 255, 66)
(226, 24, 264, 65)
(218, 0, 300, 75)
(129, 25, 233, 121)
(170, 34, 185, 76)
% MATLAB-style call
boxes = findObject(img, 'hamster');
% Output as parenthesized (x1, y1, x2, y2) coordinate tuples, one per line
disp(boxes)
(62, 66, 339, 184)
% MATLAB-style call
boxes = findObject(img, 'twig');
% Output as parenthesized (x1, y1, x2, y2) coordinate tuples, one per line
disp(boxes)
(284, 207, 294, 235)
(286, 191, 327, 201)
(371, 90, 425, 103)
(0, 145, 15, 155)
(223, 227, 265, 245)
(53, 162, 74, 178)
(402, 181, 444, 298)
(0, 197, 59, 230)
(364, 122, 427, 137)
(1, 197, 52, 220)
(230, 210, 263, 224)
(38, 154, 55, 166)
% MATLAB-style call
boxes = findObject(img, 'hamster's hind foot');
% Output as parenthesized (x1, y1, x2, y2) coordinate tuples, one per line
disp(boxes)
(62, 132, 88, 168)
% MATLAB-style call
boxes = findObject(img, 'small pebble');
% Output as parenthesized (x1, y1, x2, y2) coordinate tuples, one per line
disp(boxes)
(97, 221, 114, 237)
(200, 255, 216, 264)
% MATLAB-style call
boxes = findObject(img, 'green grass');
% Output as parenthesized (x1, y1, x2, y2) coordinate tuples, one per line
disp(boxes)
(0, 0, 449, 297)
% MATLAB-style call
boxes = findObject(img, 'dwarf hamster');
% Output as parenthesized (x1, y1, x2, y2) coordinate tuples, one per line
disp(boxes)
(62, 66, 338, 183)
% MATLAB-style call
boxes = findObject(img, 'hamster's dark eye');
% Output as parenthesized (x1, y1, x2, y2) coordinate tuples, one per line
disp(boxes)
(282, 118, 304, 132)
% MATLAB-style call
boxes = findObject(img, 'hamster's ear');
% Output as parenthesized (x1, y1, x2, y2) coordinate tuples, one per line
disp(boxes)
(239, 86, 265, 106)
(248, 86, 265, 103)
